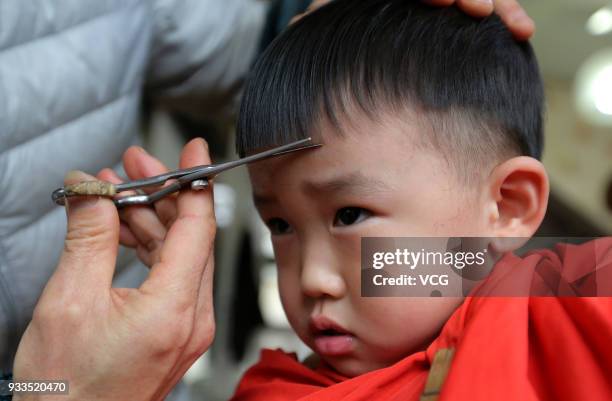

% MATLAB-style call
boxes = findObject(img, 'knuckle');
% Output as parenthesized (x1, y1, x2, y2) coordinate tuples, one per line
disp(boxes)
(35, 299, 84, 325)
(507, 3, 522, 15)
(64, 209, 116, 255)
(199, 316, 216, 346)
(177, 213, 216, 237)
(175, 321, 194, 349)
(149, 315, 194, 353)
(171, 297, 197, 319)
(158, 205, 177, 228)
(186, 318, 215, 359)
(64, 229, 109, 256)
(144, 237, 162, 253)
(496, 0, 519, 14)
(32, 303, 53, 324)
(147, 331, 177, 355)
(136, 245, 153, 267)
(56, 297, 86, 320)
(62, 301, 85, 321)
(120, 206, 137, 223)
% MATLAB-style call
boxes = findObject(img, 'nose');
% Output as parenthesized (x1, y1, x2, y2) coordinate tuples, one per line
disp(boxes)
(300, 238, 346, 299)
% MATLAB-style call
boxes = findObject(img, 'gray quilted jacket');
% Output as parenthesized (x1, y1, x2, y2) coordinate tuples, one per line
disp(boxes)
(0, 0, 266, 395)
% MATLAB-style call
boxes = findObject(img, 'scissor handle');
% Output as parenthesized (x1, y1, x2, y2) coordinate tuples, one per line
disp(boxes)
(114, 172, 210, 208)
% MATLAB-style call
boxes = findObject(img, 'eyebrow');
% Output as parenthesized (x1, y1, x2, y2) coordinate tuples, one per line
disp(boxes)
(303, 171, 392, 195)
(252, 171, 392, 207)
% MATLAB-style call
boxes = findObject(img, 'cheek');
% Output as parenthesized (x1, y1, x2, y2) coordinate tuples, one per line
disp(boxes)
(271, 238, 295, 267)
(387, 173, 487, 236)
(336, 236, 363, 295)
(431, 213, 479, 236)
(354, 298, 462, 354)
(275, 255, 309, 337)
(404, 197, 487, 237)
(277, 265, 300, 309)
(429, 190, 488, 236)
(277, 274, 306, 336)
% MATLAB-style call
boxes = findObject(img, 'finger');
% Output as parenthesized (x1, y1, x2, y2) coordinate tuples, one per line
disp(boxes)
(98, 167, 167, 266)
(174, 138, 214, 226)
(122, 146, 178, 227)
(289, 13, 305, 24)
(136, 244, 156, 268)
(120, 222, 139, 248)
(98, 169, 142, 249)
(456, 0, 494, 18)
(119, 205, 166, 263)
(290, 0, 330, 24)
(308, 0, 330, 11)
(96, 168, 139, 248)
(50, 170, 119, 292)
(143, 138, 216, 301)
(494, 0, 535, 40)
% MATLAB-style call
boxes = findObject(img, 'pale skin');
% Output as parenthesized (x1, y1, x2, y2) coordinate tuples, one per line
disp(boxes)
(13, 1, 536, 399)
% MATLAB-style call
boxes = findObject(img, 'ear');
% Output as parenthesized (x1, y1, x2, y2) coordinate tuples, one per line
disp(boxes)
(485, 156, 549, 253)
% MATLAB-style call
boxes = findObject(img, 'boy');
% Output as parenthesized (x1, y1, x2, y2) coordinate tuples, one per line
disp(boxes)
(227, 1, 612, 400)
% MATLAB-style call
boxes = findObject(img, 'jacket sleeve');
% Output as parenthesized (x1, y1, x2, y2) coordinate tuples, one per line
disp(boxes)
(146, 0, 269, 121)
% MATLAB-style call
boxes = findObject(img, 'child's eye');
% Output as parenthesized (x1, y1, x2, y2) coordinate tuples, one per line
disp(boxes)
(334, 207, 371, 226)
(266, 218, 293, 235)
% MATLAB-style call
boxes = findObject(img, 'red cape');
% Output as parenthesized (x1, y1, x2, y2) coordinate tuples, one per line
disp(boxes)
(231, 238, 612, 401)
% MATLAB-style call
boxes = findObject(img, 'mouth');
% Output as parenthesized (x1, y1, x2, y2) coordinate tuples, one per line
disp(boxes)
(309, 315, 355, 356)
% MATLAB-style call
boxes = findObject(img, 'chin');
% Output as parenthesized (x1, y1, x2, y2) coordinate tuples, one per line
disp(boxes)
(324, 355, 389, 377)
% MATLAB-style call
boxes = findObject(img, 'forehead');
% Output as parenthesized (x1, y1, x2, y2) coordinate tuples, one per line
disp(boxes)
(247, 114, 439, 195)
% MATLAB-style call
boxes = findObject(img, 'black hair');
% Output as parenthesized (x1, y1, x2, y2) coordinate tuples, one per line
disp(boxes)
(236, 0, 544, 178)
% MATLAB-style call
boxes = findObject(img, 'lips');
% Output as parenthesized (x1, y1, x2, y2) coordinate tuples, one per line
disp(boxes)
(309, 315, 355, 356)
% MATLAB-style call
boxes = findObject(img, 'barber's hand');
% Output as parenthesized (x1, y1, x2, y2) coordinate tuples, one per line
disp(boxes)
(13, 138, 216, 401)
(425, 0, 534, 40)
(296, 0, 534, 40)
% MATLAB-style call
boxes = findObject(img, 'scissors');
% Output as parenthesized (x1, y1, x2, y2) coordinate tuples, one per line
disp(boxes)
(52, 138, 321, 208)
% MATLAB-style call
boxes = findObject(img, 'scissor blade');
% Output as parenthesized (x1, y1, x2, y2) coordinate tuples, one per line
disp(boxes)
(201, 138, 322, 177)
(114, 138, 320, 193)
(261, 143, 322, 158)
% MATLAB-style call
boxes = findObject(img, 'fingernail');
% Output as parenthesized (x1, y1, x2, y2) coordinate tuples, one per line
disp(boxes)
(474, 0, 493, 5)
(135, 146, 148, 154)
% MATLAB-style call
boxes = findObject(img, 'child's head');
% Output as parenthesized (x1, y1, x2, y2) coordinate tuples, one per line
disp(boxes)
(237, 0, 549, 376)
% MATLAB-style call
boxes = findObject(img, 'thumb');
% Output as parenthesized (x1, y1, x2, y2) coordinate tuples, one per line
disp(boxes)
(55, 170, 120, 290)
